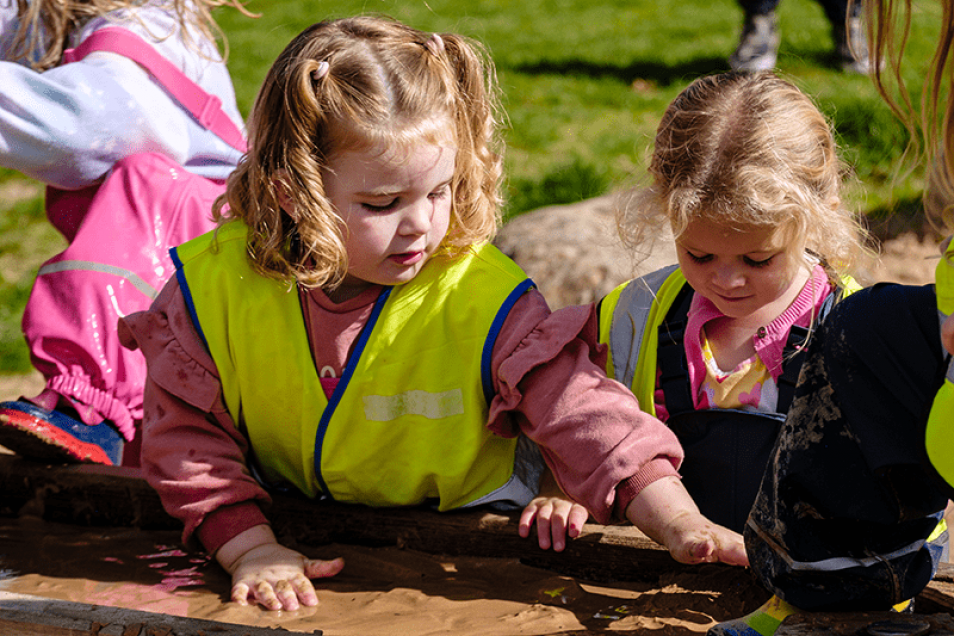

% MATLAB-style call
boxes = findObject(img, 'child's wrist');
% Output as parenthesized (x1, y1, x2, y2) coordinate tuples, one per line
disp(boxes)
(215, 524, 276, 573)
(624, 476, 698, 541)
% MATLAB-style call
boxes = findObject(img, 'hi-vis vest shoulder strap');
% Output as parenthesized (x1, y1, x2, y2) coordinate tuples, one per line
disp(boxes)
(598, 264, 683, 417)
(927, 240, 954, 489)
(598, 265, 859, 417)
(171, 222, 536, 510)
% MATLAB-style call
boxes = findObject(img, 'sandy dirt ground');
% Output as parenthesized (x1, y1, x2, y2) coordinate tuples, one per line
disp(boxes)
(855, 230, 943, 287)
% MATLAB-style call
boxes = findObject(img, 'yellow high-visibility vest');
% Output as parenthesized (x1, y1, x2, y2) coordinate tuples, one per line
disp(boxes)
(172, 221, 537, 510)
(927, 239, 954, 489)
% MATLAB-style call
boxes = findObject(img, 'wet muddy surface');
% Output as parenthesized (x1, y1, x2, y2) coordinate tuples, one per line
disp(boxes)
(0, 514, 767, 635)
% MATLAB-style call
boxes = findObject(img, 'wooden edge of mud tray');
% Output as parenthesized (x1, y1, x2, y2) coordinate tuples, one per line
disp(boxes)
(0, 454, 679, 581)
(1, 453, 954, 604)
(0, 591, 319, 636)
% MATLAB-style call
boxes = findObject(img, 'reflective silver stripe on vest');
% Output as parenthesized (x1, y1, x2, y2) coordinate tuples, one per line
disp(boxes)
(37, 260, 160, 299)
(609, 264, 680, 388)
(784, 539, 926, 573)
(363, 389, 465, 422)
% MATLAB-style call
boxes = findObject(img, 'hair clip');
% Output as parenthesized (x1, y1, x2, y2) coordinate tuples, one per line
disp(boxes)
(312, 60, 330, 82)
(424, 33, 445, 56)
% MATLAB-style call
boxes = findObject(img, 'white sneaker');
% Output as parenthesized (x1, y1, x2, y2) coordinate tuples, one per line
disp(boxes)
(730, 13, 780, 72)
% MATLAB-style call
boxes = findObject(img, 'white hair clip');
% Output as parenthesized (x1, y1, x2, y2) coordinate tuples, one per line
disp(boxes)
(424, 33, 445, 56)
(312, 60, 330, 82)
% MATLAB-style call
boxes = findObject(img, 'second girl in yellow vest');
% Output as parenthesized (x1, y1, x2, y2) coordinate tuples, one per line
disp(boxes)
(120, 16, 748, 613)
(597, 71, 868, 533)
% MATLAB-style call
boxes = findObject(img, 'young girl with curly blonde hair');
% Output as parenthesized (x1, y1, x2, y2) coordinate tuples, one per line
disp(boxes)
(595, 70, 869, 536)
(0, 0, 251, 466)
(122, 16, 748, 612)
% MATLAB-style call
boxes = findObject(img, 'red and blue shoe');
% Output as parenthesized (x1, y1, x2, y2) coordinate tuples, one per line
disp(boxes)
(0, 400, 123, 465)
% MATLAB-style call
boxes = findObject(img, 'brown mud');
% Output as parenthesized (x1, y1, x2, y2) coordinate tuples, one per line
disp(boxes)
(0, 514, 766, 635)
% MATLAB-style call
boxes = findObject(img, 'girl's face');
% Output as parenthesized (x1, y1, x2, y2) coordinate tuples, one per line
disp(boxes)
(322, 137, 456, 302)
(676, 217, 811, 325)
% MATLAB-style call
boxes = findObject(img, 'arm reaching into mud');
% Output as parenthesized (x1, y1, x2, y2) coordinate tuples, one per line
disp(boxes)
(625, 476, 749, 566)
(216, 524, 345, 611)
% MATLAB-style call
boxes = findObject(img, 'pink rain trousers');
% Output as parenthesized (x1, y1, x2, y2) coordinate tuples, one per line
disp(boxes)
(23, 153, 222, 443)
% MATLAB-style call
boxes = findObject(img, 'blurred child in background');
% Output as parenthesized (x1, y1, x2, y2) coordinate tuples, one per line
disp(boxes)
(0, 0, 250, 466)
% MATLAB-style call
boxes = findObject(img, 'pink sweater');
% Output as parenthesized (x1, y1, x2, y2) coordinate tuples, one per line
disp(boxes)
(120, 279, 683, 555)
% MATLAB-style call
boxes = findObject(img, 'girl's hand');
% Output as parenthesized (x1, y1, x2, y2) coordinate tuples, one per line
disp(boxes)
(624, 476, 749, 567)
(519, 495, 589, 551)
(216, 525, 344, 611)
(652, 509, 749, 566)
(228, 542, 345, 611)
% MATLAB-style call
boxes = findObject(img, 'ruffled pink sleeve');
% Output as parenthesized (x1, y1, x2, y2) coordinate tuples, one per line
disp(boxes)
(119, 278, 270, 554)
(488, 290, 683, 524)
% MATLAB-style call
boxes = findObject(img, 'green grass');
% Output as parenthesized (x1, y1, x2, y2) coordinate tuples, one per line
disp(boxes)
(0, 0, 944, 372)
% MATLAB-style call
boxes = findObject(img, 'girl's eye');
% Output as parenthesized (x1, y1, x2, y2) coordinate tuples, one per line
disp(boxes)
(428, 185, 451, 201)
(686, 251, 713, 264)
(744, 255, 774, 268)
(361, 199, 396, 212)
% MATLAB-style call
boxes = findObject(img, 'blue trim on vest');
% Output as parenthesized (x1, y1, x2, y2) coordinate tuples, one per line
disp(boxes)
(481, 278, 536, 405)
(312, 285, 393, 500)
(170, 246, 209, 350)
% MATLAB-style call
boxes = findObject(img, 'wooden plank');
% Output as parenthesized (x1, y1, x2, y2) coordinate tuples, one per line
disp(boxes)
(920, 577, 954, 612)
(0, 591, 316, 635)
(0, 454, 696, 583)
(0, 617, 88, 636)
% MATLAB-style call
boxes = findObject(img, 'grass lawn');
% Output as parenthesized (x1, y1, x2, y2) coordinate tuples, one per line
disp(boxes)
(0, 0, 943, 373)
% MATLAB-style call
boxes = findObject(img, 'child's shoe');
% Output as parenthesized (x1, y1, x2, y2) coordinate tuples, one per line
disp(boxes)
(834, 15, 873, 75)
(729, 13, 780, 73)
(709, 595, 918, 636)
(708, 595, 797, 636)
(0, 400, 123, 465)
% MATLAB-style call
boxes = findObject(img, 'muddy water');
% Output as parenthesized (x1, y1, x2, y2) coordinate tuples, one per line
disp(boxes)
(0, 514, 764, 635)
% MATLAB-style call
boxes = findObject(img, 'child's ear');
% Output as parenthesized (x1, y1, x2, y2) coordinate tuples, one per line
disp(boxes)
(274, 169, 299, 222)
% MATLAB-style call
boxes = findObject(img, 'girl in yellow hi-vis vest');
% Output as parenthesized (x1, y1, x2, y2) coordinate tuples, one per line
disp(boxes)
(598, 71, 867, 535)
(120, 17, 748, 612)
(708, 3, 954, 635)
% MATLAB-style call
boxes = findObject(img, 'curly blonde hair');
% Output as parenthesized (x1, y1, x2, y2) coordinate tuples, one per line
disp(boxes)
(618, 71, 868, 281)
(216, 16, 504, 290)
(6, 0, 253, 71)
(868, 0, 954, 235)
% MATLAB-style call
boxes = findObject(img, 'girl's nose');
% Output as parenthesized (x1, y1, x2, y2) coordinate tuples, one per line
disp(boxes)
(714, 264, 745, 288)
(400, 200, 432, 236)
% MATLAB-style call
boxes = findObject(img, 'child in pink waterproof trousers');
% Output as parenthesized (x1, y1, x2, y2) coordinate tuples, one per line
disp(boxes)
(0, 0, 251, 466)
